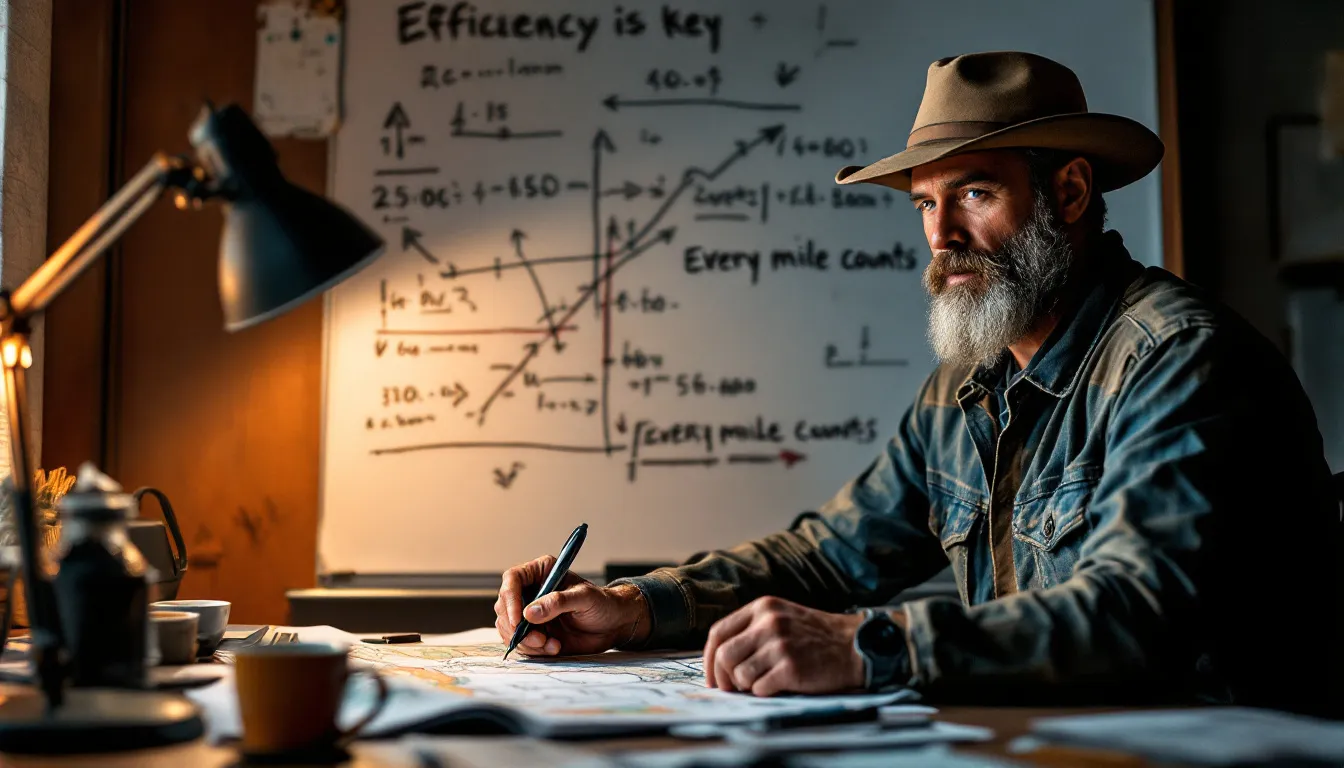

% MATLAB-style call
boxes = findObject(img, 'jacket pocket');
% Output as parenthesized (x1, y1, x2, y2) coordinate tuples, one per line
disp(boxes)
(929, 483, 982, 605)
(1012, 464, 1100, 589)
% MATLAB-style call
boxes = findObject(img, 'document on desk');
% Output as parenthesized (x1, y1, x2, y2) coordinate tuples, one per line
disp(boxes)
(345, 640, 915, 736)
(187, 631, 916, 741)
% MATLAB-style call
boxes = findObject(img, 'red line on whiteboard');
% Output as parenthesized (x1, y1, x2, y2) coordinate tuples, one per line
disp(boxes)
(600, 231, 615, 453)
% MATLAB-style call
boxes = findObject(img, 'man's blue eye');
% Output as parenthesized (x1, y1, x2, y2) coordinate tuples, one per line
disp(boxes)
(965, 189, 985, 200)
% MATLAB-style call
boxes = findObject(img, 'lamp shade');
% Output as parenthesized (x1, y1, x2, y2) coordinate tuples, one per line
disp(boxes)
(189, 105, 384, 331)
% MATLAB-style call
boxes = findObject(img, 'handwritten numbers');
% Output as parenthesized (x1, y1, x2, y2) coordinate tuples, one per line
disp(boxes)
(453, 287, 477, 312)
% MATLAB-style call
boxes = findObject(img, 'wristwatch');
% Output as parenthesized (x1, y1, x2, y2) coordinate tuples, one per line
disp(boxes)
(852, 608, 911, 690)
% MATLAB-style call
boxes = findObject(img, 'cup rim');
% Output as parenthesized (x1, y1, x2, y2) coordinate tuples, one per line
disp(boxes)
(150, 610, 198, 622)
(151, 599, 231, 609)
(234, 642, 349, 657)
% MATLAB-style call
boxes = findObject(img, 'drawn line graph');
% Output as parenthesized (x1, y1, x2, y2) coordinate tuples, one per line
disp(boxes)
(373, 124, 787, 457)
(475, 124, 786, 430)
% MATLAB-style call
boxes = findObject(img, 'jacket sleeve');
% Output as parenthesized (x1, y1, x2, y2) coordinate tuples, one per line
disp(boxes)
(613, 377, 946, 650)
(899, 325, 1287, 703)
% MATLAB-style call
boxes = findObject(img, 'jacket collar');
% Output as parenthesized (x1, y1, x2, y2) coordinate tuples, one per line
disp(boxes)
(958, 230, 1144, 402)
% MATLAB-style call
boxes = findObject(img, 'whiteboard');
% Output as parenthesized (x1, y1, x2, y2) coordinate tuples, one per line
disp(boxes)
(321, 0, 1162, 576)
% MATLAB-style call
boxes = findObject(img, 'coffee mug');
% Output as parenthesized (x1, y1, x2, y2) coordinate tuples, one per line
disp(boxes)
(149, 610, 199, 665)
(234, 642, 389, 756)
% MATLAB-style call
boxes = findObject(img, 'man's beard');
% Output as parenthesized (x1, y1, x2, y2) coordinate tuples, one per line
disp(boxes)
(923, 191, 1074, 368)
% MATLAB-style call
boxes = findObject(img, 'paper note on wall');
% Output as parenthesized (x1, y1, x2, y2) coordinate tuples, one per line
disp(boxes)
(253, 0, 343, 138)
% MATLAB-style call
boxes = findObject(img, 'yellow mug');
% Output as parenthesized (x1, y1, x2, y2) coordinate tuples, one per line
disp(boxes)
(234, 642, 388, 756)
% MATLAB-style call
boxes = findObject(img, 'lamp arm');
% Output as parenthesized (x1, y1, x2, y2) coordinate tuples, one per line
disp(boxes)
(0, 151, 202, 710)
(8, 153, 195, 319)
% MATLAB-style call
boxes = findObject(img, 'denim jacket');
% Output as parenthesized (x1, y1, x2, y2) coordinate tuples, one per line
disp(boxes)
(618, 232, 1343, 714)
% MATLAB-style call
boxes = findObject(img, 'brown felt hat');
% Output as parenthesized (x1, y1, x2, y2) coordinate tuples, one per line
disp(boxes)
(835, 51, 1164, 193)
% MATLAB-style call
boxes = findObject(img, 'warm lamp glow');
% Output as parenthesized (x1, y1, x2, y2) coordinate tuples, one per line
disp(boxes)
(0, 101, 383, 753)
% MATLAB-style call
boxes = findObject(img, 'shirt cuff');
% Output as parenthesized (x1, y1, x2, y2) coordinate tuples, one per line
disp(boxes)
(895, 596, 943, 688)
(608, 570, 694, 650)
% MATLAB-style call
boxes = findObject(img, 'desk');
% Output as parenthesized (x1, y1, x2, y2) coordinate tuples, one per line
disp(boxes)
(0, 685, 1155, 768)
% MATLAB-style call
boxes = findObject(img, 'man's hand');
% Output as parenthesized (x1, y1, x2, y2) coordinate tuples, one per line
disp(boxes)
(495, 555, 650, 656)
(703, 596, 865, 697)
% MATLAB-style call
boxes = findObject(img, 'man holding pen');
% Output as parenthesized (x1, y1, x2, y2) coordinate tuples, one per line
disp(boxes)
(494, 52, 1341, 716)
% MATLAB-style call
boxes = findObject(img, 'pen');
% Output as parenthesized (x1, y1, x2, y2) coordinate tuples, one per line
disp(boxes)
(362, 633, 421, 645)
(751, 704, 881, 732)
(503, 522, 588, 660)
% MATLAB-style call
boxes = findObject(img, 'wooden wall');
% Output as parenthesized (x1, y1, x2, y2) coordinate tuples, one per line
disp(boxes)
(43, 0, 328, 623)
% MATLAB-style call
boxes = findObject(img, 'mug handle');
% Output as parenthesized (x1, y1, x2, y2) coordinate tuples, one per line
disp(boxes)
(337, 668, 390, 743)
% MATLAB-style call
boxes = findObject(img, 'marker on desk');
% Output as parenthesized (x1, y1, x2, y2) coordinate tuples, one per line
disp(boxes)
(751, 705, 882, 732)
(503, 522, 587, 660)
(362, 633, 421, 645)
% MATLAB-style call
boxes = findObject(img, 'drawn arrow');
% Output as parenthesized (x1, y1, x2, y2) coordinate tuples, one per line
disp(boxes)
(592, 129, 617, 153)
(603, 95, 801, 113)
(591, 129, 616, 318)
(443, 253, 595, 281)
(512, 229, 564, 352)
(493, 462, 524, 489)
(384, 102, 411, 158)
(401, 227, 437, 264)
(775, 62, 801, 88)
(601, 181, 643, 200)
(727, 449, 807, 468)
(640, 457, 719, 468)
(446, 382, 469, 407)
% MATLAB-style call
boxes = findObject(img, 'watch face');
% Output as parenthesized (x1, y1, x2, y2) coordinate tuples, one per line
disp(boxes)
(859, 616, 904, 656)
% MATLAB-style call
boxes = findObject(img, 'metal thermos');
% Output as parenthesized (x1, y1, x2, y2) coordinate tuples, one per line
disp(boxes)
(51, 465, 155, 688)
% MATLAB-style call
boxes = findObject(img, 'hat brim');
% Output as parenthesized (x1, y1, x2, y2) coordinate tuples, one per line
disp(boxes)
(834, 113, 1163, 193)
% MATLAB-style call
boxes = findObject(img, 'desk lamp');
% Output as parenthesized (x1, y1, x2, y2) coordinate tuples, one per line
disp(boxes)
(0, 104, 383, 753)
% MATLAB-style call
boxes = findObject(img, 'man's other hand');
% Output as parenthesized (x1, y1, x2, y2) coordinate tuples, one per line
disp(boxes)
(495, 555, 650, 656)
(703, 596, 865, 696)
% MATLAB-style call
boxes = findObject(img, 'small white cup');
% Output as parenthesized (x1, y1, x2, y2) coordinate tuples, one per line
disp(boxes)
(150, 610, 199, 665)
(151, 599, 231, 656)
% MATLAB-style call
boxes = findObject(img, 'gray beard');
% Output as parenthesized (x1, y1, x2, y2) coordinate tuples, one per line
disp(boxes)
(925, 193, 1074, 368)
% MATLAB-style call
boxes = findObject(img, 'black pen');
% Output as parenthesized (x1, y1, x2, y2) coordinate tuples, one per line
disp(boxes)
(362, 633, 421, 645)
(503, 523, 588, 660)
(751, 704, 882, 732)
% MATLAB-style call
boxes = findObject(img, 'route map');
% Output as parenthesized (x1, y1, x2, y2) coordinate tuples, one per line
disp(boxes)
(348, 643, 900, 726)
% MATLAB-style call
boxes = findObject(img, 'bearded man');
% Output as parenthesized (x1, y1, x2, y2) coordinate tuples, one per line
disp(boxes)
(495, 52, 1342, 715)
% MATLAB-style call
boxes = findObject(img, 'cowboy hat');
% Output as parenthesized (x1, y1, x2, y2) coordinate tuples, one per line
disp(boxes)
(835, 51, 1164, 193)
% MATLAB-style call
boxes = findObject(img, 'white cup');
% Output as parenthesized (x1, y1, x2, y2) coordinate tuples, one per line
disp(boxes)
(151, 599, 231, 656)
(150, 610, 199, 665)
